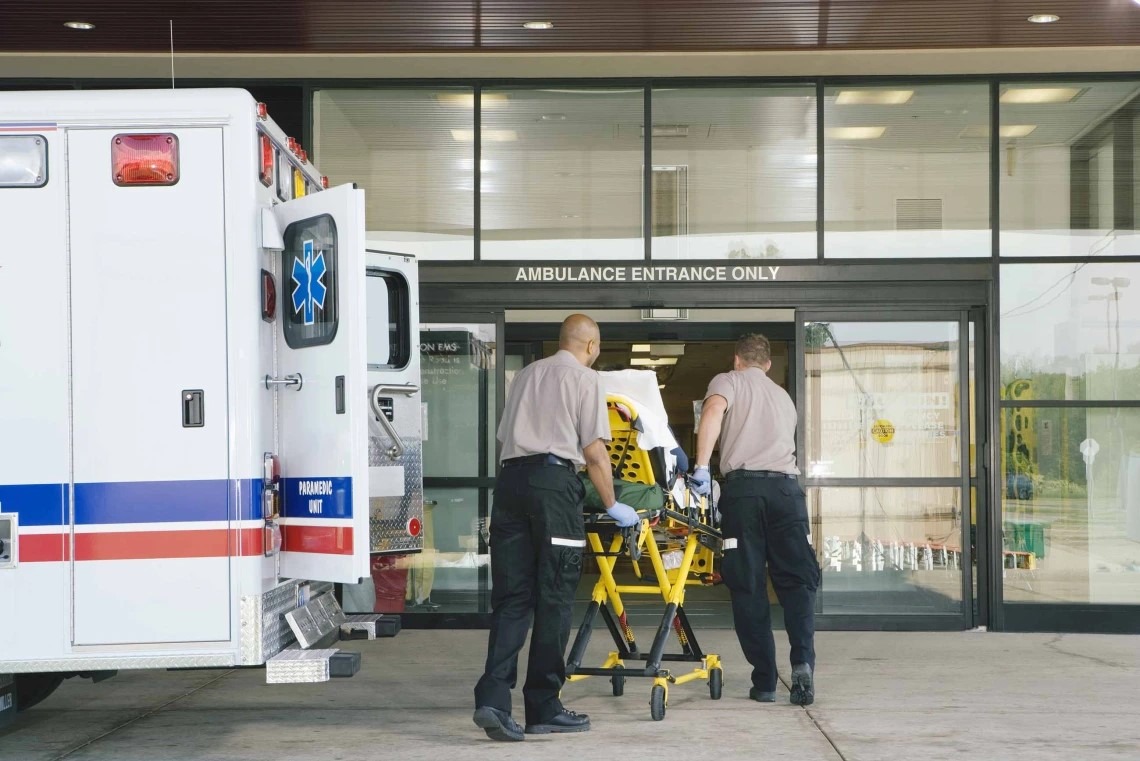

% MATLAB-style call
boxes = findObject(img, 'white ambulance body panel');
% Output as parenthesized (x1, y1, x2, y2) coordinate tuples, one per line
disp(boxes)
(0, 88, 422, 681)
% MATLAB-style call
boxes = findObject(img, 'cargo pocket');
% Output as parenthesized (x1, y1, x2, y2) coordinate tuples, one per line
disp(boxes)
(551, 537, 586, 594)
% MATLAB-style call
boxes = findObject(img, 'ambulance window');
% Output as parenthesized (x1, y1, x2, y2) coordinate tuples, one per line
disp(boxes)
(282, 215, 338, 348)
(367, 270, 410, 370)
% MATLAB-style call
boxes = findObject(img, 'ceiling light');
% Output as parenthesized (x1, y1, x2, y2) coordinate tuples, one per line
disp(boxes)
(434, 92, 508, 108)
(450, 129, 518, 143)
(1000, 87, 1084, 104)
(1027, 14, 1060, 23)
(632, 344, 651, 353)
(523, 20, 554, 29)
(959, 124, 1038, 138)
(641, 124, 690, 138)
(835, 90, 914, 105)
(827, 126, 886, 140)
(63, 21, 95, 30)
(630, 357, 679, 367)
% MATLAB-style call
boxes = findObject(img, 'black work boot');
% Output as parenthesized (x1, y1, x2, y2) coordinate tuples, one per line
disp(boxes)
(473, 706, 525, 741)
(789, 663, 814, 706)
(525, 707, 591, 734)
(749, 687, 776, 703)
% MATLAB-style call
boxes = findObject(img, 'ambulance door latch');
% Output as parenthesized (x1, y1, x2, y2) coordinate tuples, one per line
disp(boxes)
(265, 374, 303, 390)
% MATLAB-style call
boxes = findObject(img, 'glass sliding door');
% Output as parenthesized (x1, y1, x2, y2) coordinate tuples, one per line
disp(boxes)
(404, 314, 502, 627)
(798, 313, 976, 626)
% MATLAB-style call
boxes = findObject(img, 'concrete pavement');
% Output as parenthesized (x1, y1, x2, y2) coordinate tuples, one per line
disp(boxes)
(3, 629, 1138, 761)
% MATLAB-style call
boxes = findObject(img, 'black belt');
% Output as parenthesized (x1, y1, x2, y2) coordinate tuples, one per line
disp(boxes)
(502, 453, 576, 471)
(725, 469, 797, 480)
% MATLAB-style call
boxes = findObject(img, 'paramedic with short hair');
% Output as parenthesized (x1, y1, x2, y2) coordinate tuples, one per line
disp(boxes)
(691, 333, 820, 706)
(473, 314, 639, 742)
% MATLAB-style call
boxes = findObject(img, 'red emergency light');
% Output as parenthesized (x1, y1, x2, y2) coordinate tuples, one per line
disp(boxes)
(259, 135, 273, 187)
(112, 133, 179, 186)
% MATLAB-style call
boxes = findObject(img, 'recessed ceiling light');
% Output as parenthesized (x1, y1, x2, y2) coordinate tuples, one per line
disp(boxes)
(434, 92, 508, 108)
(450, 129, 518, 143)
(826, 126, 886, 140)
(523, 20, 554, 29)
(1027, 13, 1060, 23)
(1000, 87, 1084, 104)
(959, 124, 1038, 138)
(63, 21, 95, 30)
(835, 90, 914, 105)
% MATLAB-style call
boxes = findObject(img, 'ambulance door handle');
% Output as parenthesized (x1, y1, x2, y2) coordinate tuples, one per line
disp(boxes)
(370, 385, 412, 460)
(265, 373, 303, 390)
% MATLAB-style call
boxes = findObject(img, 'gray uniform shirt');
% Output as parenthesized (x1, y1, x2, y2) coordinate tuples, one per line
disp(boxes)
(499, 350, 610, 467)
(705, 367, 799, 475)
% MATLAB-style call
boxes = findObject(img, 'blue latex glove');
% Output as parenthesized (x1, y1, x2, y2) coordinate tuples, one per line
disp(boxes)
(691, 466, 712, 496)
(606, 501, 640, 528)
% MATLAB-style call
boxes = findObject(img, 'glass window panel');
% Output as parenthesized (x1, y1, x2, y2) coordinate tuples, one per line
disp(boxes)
(650, 87, 816, 260)
(481, 87, 644, 261)
(1001, 408, 1140, 604)
(805, 321, 962, 479)
(421, 324, 496, 478)
(413, 487, 487, 613)
(313, 89, 474, 261)
(999, 80, 1140, 258)
(812, 487, 963, 614)
(823, 84, 990, 259)
(1000, 263, 1140, 401)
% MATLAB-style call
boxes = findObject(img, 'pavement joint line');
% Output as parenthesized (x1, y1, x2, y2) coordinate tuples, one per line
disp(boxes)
(48, 670, 236, 761)
(1043, 634, 1131, 670)
(777, 672, 847, 761)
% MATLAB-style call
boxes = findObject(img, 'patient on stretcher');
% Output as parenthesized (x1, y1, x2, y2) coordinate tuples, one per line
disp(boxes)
(578, 368, 689, 515)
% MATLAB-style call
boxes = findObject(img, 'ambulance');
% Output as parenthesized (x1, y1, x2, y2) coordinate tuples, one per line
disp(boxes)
(0, 88, 424, 720)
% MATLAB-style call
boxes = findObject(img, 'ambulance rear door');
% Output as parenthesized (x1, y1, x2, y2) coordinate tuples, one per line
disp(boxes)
(272, 183, 370, 584)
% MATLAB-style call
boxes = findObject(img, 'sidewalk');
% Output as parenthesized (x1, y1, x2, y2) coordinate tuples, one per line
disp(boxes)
(3, 629, 1138, 761)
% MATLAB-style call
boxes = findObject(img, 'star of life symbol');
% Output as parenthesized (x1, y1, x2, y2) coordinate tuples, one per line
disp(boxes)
(291, 239, 327, 326)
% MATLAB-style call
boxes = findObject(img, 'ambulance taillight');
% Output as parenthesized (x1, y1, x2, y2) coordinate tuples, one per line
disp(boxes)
(259, 135, 274, 187)
(112, 133, 178, 186)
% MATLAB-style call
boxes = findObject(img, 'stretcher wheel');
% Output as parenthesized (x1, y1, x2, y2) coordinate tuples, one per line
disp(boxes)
(650, 685, 666, 721)
(709, 667, 723, 700)
(611, 665, 625, 697)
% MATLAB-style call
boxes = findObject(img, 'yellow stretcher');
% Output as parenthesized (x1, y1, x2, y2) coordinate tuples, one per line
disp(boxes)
(565, 393, 724, 721)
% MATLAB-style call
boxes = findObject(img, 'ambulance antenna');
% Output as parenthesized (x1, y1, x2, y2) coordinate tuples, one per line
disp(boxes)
(169, 20, 176, 88)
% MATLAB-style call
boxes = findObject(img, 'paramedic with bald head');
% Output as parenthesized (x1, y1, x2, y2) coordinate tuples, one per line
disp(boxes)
(473, 314, 639, 742)
(692, 333, 820, 707)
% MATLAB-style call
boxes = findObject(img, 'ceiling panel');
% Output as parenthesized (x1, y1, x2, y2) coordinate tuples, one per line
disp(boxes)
(4, 1, 1138, 54)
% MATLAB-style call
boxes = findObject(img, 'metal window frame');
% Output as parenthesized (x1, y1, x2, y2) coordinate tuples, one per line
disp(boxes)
(797, 307, 978, 627)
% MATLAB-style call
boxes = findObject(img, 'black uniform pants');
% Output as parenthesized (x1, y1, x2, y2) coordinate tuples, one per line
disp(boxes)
(718, 474, 821, 692)
(473, 462, 586, 724)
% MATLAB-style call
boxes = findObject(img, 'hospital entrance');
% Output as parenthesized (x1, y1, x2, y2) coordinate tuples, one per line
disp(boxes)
(401, 307, 983, 632)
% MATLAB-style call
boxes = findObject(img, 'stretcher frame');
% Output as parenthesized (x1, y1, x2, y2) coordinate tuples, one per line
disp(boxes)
(565, 394, 724, 721)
